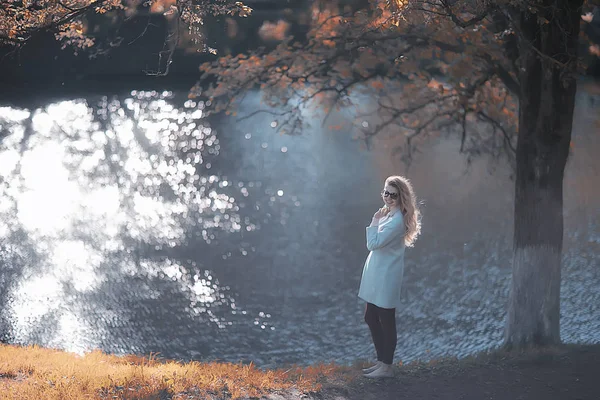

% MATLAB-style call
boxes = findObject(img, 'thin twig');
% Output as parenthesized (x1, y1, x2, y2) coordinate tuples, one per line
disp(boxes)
(440, 0, 490, 28)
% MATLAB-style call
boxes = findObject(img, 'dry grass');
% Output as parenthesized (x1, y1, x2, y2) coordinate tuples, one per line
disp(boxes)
(3, 343, 594, 399)
(0, 344, 348, 400)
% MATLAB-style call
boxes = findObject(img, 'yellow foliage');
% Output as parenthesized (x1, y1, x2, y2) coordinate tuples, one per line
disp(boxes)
(258, 20, 290, 41)
(0, 0, 122, 48)
(370, 80, 385, 89)
(0, 344, 333, 400)
(0, 0, 249, 54)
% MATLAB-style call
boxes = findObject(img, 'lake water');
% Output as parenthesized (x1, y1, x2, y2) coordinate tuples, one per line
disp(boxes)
(0, 86, 598, 368)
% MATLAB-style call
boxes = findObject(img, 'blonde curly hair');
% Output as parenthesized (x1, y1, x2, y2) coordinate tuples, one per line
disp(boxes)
(385, 175, 421, 247)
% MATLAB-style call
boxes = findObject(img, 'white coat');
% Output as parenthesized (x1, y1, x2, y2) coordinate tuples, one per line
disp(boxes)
(358, 211, 405, 309)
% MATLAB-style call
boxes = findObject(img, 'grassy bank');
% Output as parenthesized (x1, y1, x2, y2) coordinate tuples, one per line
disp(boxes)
(1, 343, 599, 399)
(0, 344, 345, 399)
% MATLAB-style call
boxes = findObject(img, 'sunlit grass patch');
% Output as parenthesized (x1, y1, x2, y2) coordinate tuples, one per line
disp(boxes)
(0, 344, 347, 399)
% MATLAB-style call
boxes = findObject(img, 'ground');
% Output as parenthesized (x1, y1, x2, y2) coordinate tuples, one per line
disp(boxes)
(1, 343, 599, 399)
(269, 345, 600, 400)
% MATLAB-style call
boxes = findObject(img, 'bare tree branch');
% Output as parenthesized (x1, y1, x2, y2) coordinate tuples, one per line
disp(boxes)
(440, 0, 491, 28)
(479, 52, 520, 94)
(144, 8, 181, 77)
(236, 109, 290, 123)
(57, 1, 79, 12)
(128, 17, 158, 46)
(477, 110, 516, 153)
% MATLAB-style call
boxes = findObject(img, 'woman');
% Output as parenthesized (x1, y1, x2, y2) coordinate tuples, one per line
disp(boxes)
(358, 175, 421, 378)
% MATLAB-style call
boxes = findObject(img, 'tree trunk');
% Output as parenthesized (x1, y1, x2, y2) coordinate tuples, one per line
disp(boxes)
(504, 0, 583, 349)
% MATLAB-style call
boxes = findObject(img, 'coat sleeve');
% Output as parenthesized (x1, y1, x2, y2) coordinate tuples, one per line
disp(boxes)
(366, 215, 404, 251)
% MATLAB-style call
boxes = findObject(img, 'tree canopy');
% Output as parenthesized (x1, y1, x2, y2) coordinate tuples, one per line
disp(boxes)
(192, 0, 595, 163)
(195, 0, 528, 163)
(0, 0, 252, 53)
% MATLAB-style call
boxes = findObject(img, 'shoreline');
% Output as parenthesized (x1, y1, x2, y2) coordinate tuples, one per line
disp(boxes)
(0, 343, 598, 399)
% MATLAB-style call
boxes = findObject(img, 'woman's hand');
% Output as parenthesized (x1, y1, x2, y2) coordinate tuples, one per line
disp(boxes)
(372, 206, 389, 222)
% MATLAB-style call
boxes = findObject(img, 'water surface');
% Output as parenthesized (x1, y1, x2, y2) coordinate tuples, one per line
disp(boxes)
(0, 88, 598, 368)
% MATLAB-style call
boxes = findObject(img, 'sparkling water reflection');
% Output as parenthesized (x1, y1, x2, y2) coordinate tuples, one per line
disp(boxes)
(0, 89, 598, 368)
(0, 92, 258, 356)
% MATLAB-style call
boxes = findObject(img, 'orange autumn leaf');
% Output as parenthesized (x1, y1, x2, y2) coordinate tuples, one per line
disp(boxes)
(370, 80, 385, 89)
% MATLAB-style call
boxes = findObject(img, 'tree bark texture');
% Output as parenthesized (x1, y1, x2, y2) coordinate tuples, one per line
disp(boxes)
(504, 0, 584, 348)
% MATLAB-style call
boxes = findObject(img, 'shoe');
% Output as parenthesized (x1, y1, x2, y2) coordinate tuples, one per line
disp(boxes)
(362, 361, 382, 374)
(364, 363, 394, 379)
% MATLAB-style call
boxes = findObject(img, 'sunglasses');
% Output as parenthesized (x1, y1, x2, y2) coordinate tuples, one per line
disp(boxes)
(381, 190, 399, 200)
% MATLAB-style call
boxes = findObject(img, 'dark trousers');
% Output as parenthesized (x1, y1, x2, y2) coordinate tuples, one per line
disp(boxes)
(364, 303, 397, 365)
